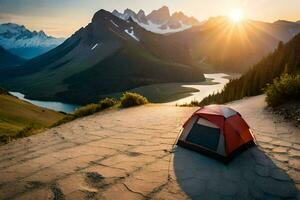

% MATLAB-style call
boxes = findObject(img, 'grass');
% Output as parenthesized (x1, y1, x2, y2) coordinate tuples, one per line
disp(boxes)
(53, 97, 119, 126)
(54, 93, 149, 126)
(0, 94, 65, 144)
(0, 92, 148, 144)
(179, 100, 202, 107)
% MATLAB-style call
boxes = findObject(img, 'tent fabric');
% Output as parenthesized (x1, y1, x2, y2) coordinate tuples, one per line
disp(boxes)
(194, 105, 238, 119)
(197, 118, 219, 128)
(177, 105, 255, 162)
(186, 123, 221, 151)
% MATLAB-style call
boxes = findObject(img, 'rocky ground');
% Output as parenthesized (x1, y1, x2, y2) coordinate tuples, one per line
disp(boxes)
(268, 101, 300, 127)
(0, 95, 299, 200)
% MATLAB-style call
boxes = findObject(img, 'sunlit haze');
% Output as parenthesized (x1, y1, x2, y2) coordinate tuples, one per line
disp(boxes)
(228, 9, 245, 23)
(0, 0, 299, 37)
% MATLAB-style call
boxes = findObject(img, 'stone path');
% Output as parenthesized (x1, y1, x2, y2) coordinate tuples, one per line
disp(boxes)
(0, 95, 299, 200)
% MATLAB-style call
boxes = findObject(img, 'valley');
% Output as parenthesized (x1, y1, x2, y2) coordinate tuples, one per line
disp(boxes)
(0, 2, 299, 199)
(1, 8, 299, 105)
(8, 73, 236, 113)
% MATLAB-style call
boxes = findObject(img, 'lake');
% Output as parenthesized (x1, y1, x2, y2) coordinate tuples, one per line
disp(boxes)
(9, 92, 79, 113)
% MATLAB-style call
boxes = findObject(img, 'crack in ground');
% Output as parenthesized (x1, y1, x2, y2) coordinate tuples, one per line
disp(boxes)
(50, 183, 65, 200)
(122, 183, 147, 198)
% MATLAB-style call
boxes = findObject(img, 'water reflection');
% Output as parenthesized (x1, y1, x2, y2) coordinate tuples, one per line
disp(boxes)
(10, 92, 79, 113)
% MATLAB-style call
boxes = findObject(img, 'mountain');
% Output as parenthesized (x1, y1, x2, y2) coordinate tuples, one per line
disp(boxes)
(200, 32, 300, 105)
(0, 9, 204, 105)
(0, 45, 26, 68)
(156, 16, 300, 72)
(112, 6, 201, 34)
(0, 88, 64, 143)
(0, 23, 65, 59)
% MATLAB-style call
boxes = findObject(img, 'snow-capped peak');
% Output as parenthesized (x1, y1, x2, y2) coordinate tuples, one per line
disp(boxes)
(0, 23, 64, 49)
(112, 6, 200, 34)
(0, 23, 27, 34)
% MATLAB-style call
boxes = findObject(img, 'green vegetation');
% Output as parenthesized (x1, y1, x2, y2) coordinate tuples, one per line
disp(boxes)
(180, 100, 202, 107)
(265, 74, 300, 107)
(54, 98, 119, 126)
(120, 92, 149, 108)
(98, 98, 118, 109)
(74, 104, 102, 118)
(54, 93, 148, 126)
(197, 33, 300, 106)
(0, 93, 64, 144)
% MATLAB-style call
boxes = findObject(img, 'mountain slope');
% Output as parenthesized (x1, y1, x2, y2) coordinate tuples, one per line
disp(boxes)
(200, 32, 300, 105)
(112, 6, 200, 34)
(0, 23, 65, 58)
(0, 46, 26, 68)
(0, 10, 205, 105)
(0, 88, 64, 142)
(157, 17, 300, 72)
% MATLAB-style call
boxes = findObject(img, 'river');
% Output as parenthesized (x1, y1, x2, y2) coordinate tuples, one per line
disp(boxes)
(169, 73, 234, 105)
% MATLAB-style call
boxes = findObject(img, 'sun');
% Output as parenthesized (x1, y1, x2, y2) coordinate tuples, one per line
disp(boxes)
(228, 9, 245, 23)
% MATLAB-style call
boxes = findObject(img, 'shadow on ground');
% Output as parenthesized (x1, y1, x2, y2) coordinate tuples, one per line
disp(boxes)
(173, 146, 298, 200)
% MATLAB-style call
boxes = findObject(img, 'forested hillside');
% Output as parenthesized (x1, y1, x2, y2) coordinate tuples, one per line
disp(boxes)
(200, 33, 300, 105)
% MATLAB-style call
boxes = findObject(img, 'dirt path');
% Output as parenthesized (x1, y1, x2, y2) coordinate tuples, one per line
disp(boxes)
(0, 95, 299, 200)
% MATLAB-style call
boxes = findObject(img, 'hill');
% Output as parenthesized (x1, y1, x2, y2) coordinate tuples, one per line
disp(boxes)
(0, 46, 25, 68)
(0, 10, 205, 105)
(200, 33, 300, 105)
(0, 88, 64, 143)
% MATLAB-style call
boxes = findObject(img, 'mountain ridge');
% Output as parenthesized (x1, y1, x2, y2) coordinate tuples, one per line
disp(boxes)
(0, 9, 205, 105)
(112, 6, 200, 34)
(0, 45, 26, 68)
(0, 23, 65, 58)
(1, 9, 300, 104)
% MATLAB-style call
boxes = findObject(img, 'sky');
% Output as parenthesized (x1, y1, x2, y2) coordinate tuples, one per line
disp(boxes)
(0, 0, 299, 38)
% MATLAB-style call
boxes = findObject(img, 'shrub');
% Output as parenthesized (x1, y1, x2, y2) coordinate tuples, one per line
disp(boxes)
(53, 98, 118, 127)
(180, 100, 201, 107)
(265, 74, 300, 107)
(0, 124, 36, 144)
(53, 93, 148, 127)
(16, 125, 35, 138)
(0, 135, 10, 144)
(73, 104, 102, 118)
(52, 115, 75, 127)
(120, 92, 149, 108)
(99, 98, 118, 109)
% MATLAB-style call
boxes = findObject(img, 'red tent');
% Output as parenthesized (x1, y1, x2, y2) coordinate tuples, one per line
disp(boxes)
(177, 105, 256, 162)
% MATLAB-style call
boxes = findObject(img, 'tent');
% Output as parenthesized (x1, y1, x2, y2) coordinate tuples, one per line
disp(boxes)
(177, 105, 256, 162)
